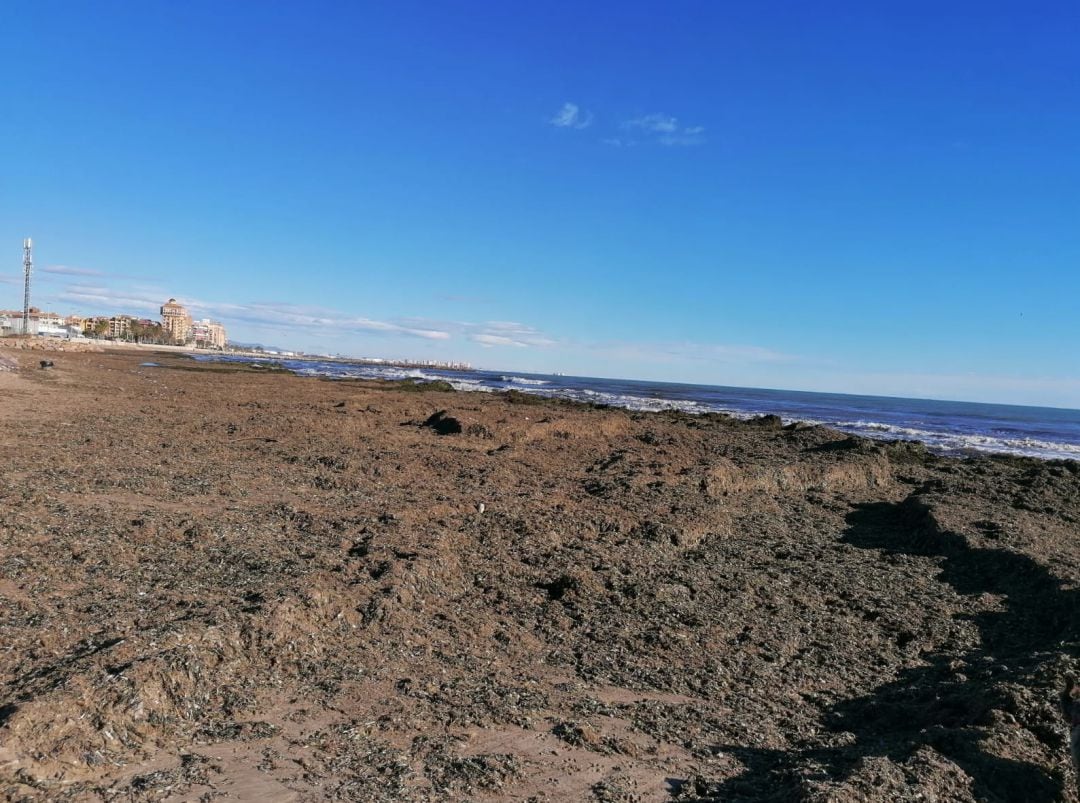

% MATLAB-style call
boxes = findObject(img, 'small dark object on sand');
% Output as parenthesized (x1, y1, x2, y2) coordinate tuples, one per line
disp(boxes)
(39, 360, 54, 370)
(423, 410, 463, 435)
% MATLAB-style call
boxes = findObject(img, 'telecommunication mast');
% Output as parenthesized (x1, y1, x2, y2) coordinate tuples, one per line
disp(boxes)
(22, 238, 33, 334)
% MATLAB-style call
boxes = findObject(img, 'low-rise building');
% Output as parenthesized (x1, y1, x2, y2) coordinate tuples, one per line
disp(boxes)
(0, 308, 68, 337)
(108, 315, 133, 339)
(83, 316, 110, 336)
(192, 318, 227, 349)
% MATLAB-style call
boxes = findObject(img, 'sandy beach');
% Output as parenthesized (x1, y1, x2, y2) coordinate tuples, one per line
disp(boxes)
(1, 348, 1079, 801)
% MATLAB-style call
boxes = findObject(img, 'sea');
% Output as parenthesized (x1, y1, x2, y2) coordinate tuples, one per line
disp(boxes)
(193, 355, 1080, 462)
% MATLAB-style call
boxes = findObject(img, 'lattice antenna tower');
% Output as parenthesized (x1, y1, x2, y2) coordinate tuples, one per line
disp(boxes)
(22, 238, 33, 335)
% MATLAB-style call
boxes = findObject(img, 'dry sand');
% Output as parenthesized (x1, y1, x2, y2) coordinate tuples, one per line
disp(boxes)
(0, 350, 1078, 801)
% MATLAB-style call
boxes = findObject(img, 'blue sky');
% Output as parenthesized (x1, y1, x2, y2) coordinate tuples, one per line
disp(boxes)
(2, 1, 1079, 407)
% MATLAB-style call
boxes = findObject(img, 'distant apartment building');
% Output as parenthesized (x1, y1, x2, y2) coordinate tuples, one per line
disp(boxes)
(82, 316, 110, 335)
(160, 298, 193, 344)
(0, 308, 67, 337)
(62, 315, 86, 338)
(108, 315, 133, 339)
(39, 311, 64, 331)
(192, 318, 227, 349)
(0, 310, 19, 336)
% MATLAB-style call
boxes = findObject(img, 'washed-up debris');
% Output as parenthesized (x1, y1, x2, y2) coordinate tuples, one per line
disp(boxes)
(422, 409, 463, 435)
(0, 350, 1078, 801)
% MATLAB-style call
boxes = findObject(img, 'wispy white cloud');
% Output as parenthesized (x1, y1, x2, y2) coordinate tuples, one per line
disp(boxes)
(547, 106, 704, 147)
(212, 302, 452, 340)
(51, 281, 803, 388)
(472, 333, 527, 348)
(622, 113, 705, 146)
(659, 126, 706, 147)
(56, 285, 451, 340)
(456, 322, 782, 363)
(467, 320, 558, 348)
(398, 317, 559, 349)
(59, 284, 163, 313)
(41, 264, 105, 277)
(191, 300, 451, 341)
(549, 102, 593, 129)
(623, 113, 679, 134)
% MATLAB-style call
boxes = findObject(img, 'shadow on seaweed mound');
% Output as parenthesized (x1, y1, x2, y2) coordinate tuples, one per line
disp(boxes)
(684, 495, 1077, 802)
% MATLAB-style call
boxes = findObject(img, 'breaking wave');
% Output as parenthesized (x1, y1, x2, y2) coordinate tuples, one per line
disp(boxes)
(833, 420, 1080, 461)
(526, 386, 724, 415)
(500, 375, 550, 386)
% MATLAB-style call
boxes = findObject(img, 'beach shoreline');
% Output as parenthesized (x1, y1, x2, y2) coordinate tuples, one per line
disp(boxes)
(193, 353, 1080, 463)
(10, 338, 1071, 462)
(1, 349, 1078, 801)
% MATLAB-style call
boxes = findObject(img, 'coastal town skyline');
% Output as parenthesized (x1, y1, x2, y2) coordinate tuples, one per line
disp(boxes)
(0, 290, 227, 349)
(4, 243, 475, 367)
(3, 3, 1078, 408)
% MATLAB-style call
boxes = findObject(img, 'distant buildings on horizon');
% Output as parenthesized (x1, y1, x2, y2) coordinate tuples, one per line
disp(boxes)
(0, 297, 227, 349)
(159, 297, 227, 349)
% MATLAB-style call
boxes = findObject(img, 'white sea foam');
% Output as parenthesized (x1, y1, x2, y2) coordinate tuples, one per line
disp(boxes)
(834, 420, 1080, 461)
(547, 387, 715, 414)
(340, 364, 493, 392)
(447, 378, 495, 392)
(500, 375, 550, 386)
